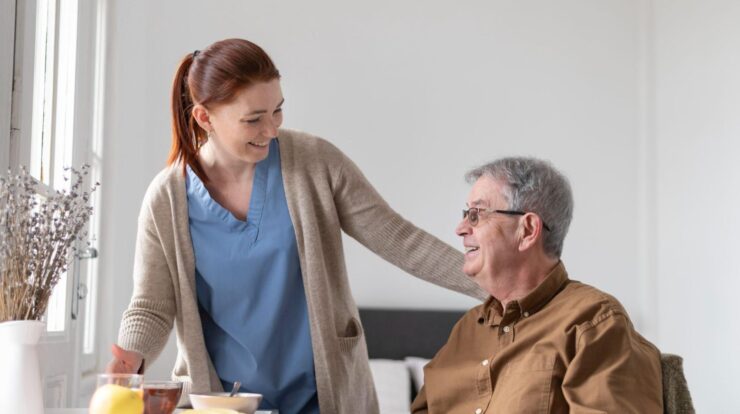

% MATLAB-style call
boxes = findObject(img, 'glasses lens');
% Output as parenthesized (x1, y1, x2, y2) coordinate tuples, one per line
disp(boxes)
(469, 208, 478, 226)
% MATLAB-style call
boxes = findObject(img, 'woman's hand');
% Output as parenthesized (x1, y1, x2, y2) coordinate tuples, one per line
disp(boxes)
(106, 344, 144, 374)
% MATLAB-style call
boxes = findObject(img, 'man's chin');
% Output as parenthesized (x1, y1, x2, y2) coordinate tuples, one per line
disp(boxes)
(462, 261, 479, 276)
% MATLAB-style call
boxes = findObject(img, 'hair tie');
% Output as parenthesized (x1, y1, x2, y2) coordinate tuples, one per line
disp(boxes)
(193, 50, 200, 58)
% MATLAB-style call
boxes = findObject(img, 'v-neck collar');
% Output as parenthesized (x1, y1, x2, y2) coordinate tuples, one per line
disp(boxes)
(185, 140, 275, 236)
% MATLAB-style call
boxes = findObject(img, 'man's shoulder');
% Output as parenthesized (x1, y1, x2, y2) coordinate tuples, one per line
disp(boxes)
(553, 280, 631, 325)
(562, 280, 627, 307)
(561, 281, 661, 357)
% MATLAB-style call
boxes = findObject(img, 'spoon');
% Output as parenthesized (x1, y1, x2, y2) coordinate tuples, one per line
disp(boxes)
(229, 381, 241, 397)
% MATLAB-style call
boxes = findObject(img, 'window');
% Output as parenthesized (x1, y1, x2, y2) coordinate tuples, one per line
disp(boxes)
(21, 0, 81, 333)
(5, 0, 107, 407)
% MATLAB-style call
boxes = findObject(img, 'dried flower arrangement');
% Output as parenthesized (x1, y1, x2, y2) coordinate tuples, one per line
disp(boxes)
(0, 166, 98, 322)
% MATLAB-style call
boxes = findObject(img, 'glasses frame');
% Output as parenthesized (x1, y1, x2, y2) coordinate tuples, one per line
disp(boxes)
(462, 207, 551, 232)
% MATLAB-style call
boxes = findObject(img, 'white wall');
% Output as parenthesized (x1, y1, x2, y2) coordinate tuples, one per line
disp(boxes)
(98, 0, 649, 381)
(95, 1, 739, 411)
(653, 1, 740, 412)
(99, 0, 647, 381)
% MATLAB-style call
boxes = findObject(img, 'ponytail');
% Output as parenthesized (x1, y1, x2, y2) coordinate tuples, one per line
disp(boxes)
(168, 52, 208, 181)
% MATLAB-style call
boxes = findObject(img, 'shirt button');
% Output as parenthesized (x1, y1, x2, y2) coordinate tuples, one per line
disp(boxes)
(503, 325, 511, 333)
(523, 311, 529, 317)
(475, 409, 482, 414)
(481, 359, 489, 366)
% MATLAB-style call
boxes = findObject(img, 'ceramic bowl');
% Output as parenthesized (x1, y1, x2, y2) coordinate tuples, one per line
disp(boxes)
(189, 392, 263, 414)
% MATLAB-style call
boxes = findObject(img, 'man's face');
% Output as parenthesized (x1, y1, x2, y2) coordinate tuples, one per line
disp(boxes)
(455, 176, 521, 284)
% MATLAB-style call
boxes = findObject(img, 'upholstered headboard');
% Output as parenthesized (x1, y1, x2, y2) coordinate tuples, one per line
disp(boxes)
(359, 307, 466, 408)
(359, 308, 465, 359)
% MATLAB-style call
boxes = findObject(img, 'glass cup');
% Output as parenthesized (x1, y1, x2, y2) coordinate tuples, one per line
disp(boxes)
(96, 373, 144, 389)
(142, 380, 183, 414)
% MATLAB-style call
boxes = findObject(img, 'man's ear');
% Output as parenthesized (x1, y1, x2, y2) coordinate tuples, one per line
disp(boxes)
(518, 213, 544, 252)
(192, 104, 212, 131)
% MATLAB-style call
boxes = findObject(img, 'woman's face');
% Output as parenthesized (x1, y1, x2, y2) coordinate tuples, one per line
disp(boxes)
(199, 79, 284, 165)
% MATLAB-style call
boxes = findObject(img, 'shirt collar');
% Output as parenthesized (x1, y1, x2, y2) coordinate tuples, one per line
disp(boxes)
(477, 261, 569, 325)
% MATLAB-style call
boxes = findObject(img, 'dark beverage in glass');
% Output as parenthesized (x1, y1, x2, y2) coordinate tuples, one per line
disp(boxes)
(142, 381, 183, 414)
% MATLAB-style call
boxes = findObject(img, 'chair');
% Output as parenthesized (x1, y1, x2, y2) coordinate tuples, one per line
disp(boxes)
(661, 353, 695, 414)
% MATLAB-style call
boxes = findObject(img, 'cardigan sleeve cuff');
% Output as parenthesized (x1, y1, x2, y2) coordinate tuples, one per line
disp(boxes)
(117, 298, 174, 362)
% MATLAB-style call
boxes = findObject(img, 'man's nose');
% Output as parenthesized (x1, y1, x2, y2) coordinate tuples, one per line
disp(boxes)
(456, 218, 471, 237)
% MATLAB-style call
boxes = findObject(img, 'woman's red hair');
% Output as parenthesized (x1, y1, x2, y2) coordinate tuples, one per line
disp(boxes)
(168, 39, 280, 182)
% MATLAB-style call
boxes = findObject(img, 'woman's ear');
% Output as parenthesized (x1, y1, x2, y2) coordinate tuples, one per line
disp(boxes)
(192, 104, 212, 132)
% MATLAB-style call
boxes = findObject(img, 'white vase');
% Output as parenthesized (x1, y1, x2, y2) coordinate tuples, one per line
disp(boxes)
(0, 320, 46, 414)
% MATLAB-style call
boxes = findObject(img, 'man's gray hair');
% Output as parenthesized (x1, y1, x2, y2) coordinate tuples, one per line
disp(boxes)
(465, 157, 573, 258)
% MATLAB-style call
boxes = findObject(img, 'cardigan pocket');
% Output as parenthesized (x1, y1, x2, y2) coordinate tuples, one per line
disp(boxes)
(334, 316, 375, 413)
(337, 316, 364, 353)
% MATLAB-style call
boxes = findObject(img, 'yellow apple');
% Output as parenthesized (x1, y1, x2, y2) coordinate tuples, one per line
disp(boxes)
(89, 384, 144, 414)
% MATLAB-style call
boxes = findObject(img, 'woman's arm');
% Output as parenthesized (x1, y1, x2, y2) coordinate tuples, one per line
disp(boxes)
(115, 196, 177, 368)
(331, 146, 486, 301)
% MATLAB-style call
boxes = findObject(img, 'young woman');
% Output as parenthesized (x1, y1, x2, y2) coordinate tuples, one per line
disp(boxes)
(107, 38, 484, 414)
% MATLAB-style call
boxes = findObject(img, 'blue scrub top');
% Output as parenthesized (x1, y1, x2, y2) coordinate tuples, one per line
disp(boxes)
(186, 139, 319, 414)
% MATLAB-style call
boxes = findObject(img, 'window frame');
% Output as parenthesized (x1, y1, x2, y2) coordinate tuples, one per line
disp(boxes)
(3, 0, 107, 406)
(1, 0, 16, 172)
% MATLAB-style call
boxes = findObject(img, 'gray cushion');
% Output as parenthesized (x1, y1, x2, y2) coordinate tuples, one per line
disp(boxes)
(661, 353, 695, 414)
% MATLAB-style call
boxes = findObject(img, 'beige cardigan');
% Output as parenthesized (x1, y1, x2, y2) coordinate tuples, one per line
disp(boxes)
(118, 129, 485, 413)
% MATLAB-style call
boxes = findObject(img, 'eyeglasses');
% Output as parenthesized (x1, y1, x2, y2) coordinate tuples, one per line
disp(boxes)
(462, 207, 551, 232)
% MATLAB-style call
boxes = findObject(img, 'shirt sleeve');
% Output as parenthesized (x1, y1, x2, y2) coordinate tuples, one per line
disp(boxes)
(117, 193, 177, 365)
(562, 311, 663, 414)
(330, 144, 486, 301)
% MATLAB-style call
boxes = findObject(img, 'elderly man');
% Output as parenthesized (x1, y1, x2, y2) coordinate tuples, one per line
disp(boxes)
(411, 157, 663, 414)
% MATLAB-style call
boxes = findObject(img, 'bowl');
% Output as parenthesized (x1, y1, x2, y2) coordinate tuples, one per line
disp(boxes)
(189, 392, 263, 414)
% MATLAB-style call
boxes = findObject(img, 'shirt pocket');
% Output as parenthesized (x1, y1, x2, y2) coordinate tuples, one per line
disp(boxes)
(494, 353, 555, 414)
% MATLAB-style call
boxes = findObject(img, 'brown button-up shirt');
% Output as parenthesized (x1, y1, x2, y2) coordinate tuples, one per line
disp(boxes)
(411, 262, 663, 414)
